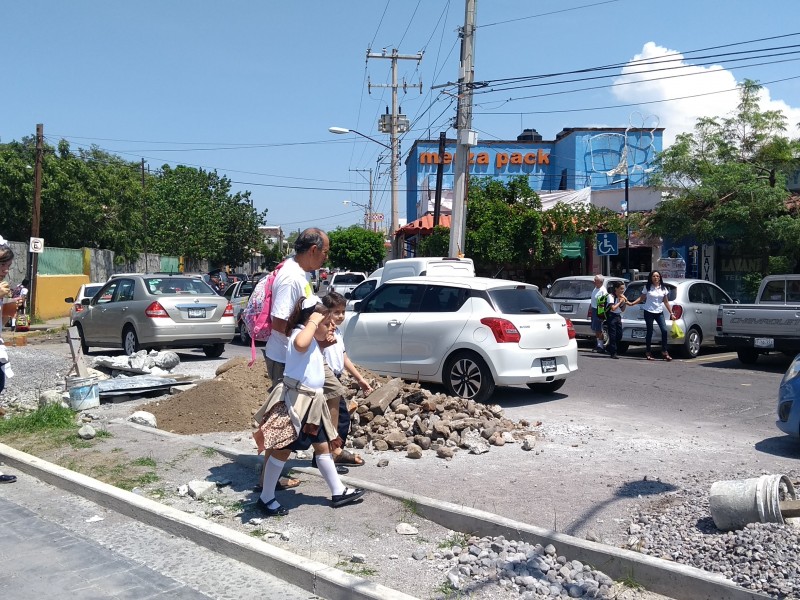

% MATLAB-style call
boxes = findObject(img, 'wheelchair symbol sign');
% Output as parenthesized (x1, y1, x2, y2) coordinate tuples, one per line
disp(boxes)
(597, 233, 618, 256)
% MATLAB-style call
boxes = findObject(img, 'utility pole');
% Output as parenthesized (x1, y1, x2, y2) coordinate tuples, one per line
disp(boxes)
(141, 158, 149, 271)
(367, 48, 422, 257)
(449, 0, 477, 258)
(350, 168, 374, 231)
(433, 132, 447, 228)
(27, 124, 43, 320)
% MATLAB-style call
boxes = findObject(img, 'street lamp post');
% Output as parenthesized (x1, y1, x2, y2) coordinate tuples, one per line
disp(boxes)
(342, 200, 371, 229)
(329, 126, 396, 251)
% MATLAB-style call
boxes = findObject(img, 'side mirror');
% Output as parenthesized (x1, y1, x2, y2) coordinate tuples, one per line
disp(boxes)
(345, 292, 352, 299)
(65, 297, 75, 303)
(353, 301, 362, 312)
(81, 298, 91, 306)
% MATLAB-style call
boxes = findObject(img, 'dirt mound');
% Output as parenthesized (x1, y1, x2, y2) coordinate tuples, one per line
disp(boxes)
(143, 356, 271, 434)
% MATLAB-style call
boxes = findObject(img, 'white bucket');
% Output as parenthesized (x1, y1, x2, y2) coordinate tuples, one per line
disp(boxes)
(66, 376, 100, 411)
(709, 474, 797, 531)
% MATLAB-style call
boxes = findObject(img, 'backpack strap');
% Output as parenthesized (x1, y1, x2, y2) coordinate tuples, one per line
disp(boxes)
(248, 261, 285, 367)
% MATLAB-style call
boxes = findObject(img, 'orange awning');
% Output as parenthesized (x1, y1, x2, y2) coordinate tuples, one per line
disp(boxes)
(395, 214, 451, 237)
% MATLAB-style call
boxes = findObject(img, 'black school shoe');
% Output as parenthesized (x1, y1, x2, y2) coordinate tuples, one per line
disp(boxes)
(255, 498, 288, 517)
(0, 474, 16, 483)
(331, 487, 365, 508)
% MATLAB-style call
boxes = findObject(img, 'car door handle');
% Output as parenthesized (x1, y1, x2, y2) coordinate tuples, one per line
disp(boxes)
(388, 319, 402, 327)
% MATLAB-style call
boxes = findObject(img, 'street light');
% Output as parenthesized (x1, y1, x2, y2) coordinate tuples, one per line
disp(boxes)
(611, 176, 630, 279)
(342, 200, 370, 229)
(329, 126, 397, 254)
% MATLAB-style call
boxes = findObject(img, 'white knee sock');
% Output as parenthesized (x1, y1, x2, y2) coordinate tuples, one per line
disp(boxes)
(259, 456, 286, 504)
(315, 453, 345, 496)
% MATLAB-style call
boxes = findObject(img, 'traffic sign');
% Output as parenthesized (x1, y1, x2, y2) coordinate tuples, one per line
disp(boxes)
(369, 213, 384, 221)
(596, 233, 618, 256)
(29, 237, 45, 253)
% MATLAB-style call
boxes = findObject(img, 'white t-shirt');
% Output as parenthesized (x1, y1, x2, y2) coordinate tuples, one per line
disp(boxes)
(608, 292, 624, 314)
(642, 286, 669, 313)
(590, 285, 606, 309)
(322, 328, 345, 376)
(264, 257, 314, 363)
(284, 327, 325, 389)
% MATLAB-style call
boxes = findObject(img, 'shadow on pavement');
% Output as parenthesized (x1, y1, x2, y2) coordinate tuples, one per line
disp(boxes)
(754, 435, 800, 459)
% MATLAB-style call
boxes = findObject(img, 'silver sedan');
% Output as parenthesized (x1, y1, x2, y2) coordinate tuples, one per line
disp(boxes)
(74, 275, 235, 357)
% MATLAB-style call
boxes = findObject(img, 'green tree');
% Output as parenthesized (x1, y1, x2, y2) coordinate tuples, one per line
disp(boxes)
(327, 226, 385, 273)
(646, 80, 800, 274)
(417, 225, 450, 256)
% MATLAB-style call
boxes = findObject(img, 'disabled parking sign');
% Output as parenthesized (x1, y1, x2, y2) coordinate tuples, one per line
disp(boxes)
(596, 233, 618, 256)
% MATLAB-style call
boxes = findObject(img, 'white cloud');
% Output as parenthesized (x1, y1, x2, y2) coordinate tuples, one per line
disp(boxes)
(611, 42, 800, 146)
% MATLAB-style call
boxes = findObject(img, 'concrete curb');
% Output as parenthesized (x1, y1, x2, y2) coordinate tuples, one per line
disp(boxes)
(31, 421, 774, 600)
(0, 442, 418, 600)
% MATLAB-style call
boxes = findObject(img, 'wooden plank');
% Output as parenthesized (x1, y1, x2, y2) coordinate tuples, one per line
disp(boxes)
(66, 326, 89, 378)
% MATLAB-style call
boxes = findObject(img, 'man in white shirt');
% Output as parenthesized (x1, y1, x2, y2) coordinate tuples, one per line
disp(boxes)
(590, 274, 606, 353)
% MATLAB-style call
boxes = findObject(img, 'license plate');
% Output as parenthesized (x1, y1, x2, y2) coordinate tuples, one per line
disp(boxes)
(754, 337, 774, 349)
(541, 357, 557, 373)
(188, 308, 206, 319)
(560, 304, 573, 313)
(632, 329, 647, 339)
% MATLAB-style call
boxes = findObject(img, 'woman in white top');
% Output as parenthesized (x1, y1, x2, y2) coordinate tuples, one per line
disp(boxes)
(630, 270, 675, 361)
(253, 296, 365, 516)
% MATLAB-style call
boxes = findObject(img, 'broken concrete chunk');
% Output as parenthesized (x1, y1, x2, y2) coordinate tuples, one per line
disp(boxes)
(128, 411, 157, 428)
(187, 480, 217, 499)
(78, 424, 96, 440)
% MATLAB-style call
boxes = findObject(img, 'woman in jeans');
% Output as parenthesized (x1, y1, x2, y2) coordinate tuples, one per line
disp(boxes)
(631, 270, 675, 361)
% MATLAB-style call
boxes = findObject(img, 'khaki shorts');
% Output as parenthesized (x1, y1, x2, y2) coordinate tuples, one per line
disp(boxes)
(323, 364, 348, 400)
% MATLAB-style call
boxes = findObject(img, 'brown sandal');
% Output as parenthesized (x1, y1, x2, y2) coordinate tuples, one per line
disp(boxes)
(334, 449, 365, 466)
(663, 352, 673, 362)
(646, 353, 654, 361)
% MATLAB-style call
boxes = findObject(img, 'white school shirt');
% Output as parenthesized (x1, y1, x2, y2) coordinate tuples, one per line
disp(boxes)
(264, 257, 315, 364)
(322, 328, 345, 376)
(642, 286, 669, 313)
(608, 292, 624, 315)
(283, 327, 325, 389)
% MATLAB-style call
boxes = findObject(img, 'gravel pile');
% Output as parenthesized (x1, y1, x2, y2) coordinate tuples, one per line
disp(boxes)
(624, 476, 800, 599)
(0, 346, 73, 413)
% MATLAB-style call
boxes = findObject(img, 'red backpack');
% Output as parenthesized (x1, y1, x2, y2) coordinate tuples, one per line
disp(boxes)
(243, 261, 284, 366)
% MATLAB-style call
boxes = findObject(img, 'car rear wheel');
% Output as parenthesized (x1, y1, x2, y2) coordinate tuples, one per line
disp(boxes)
(203, 343, 225, 358)
(443, 351, 495, 403)
(122, 326, 140, 356)
(737, 348, 759, 365)
(681, 327, 702, 358)
(75, 323, 90, 354)
(238, 319, 251, 345)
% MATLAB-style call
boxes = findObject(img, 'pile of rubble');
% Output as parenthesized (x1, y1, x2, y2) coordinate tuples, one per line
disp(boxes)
(347, 377, 539, 458)
(92, 350, 181, 377)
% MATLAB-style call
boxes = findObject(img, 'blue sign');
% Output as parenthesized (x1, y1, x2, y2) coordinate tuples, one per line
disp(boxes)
(597, 233, 618, 256)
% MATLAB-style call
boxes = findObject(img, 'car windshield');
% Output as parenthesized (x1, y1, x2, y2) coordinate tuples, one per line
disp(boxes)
(84, 285, 104, 299)
(547, 280, 595, 300)
(333, 274, 365, 284)
(145, 277, 214, 295)
(488, 286, 553, 315)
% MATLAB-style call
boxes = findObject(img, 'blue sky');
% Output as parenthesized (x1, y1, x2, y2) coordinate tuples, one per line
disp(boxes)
(2, 1, 799, 235)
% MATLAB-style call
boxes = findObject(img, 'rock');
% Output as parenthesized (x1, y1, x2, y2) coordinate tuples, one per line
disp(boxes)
(38, 389, 64, 408)
(211, 506, 225, 516)
(368, 378, 405, 415)
(377, 458, 389, 467)
(406, 443, 423, 459)
(351, 553, 366, 563)
(384, 430, 408, 449)
(77, 424, 96, 440)
(373, 439, 389, 452)
(152, 351, 179, 370)
(437, 446, 455, 459)
(396, 522, 418, 535)
(502, 431, 516, 444)
(187, 480, 217, 499)
(521, 435, 537, 451)
(177, 484, 189, 496)
(462, 431, 490, 454)
(128, 411, 157, 428)
(412, 547, 427, 560)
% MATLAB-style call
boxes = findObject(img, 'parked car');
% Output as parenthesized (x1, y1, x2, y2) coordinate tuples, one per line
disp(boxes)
(73, 275, 235, 357)
(777, 353, 800, 440)
(345, 268, 383, 311)
(65, 282, 106, 325)
(715, 274, 800, 365)
(544, 275, 627, 341)
(620, 278, 732, 358)
(343, 276, 578, 402)
(321, 271, 367, 297)
(223, 279, 256, 344)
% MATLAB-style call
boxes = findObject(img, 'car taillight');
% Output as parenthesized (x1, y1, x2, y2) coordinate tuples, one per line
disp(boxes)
(75, 303, 84, 313)
(480, 317, 521, 343)
(586, 307, 592, 319)
(145, 301, 169, 318)
(223, 303, 234, 317)
(672, 304, 683, 319)
(566, 319, 576, 339)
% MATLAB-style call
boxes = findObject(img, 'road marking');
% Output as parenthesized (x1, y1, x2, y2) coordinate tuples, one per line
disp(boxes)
(690, 352, 737, 364)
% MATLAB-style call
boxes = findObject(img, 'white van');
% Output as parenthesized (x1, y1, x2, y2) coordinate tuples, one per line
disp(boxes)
(344, 257, 475, 311)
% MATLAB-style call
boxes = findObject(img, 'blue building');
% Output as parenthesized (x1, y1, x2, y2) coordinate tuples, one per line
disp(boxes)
(405, 127, 663, 221)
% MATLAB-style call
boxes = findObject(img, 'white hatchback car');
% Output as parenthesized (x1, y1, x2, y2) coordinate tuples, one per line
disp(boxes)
(65, 282, 106, 325)
(343, 276, 578, 402)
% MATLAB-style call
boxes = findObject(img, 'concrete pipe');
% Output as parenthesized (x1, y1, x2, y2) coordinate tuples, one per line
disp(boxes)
(709, 474, 796, 532)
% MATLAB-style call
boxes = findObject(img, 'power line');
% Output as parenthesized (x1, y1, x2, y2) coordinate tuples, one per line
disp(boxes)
(479, 0, 622, 28)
